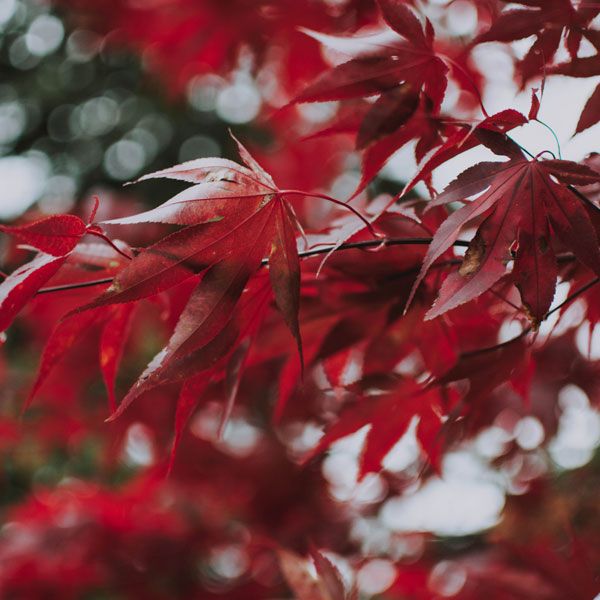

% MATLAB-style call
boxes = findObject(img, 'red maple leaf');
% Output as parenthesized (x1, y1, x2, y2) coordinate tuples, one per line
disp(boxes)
(0, 202, 126, 333)
(295, 0, 448, 150)
(575, 82, 600, 134)
(410, 157, 600, 326)
(303, 382, 446, 477)
(68, 135, 373, 422)
(475, 0, 600, 85)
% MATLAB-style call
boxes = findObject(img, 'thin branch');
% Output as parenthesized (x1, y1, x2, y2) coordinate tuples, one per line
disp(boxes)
(457, 273, 600, 361)
(297, 237, 470, 259)
(568, 184, 599, 211)
(31, 241, 583, 299)
(546, 276, 600, 317)
(460, 326, 531, 359)
(36, 277, 114, 295)
(33, 236, 471, 296)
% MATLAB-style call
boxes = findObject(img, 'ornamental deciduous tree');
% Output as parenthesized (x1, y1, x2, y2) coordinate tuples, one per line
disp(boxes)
(1, 0, 600, 598)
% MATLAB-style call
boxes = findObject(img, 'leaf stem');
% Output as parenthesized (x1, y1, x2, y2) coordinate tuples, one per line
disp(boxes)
(86, 228, 133, 261)
(568, 184, 599, 211)
(535, 149, 556, 160)
(534, 118, 562, 159)
(546, 276, 600, 317)
(280, 189, 380, 238)
(460, 326, 530, 359)
(506, 135, 536, 160)
(438, 53, 489, 117)
(458, 273, 600, 360)
(88, 195, 100, 223)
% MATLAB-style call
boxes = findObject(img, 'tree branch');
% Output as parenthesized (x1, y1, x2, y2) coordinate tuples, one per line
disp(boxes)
(568, 184, 599, 212)
(546, 276, 600, 317)
(36, 277, 115, 295)
(457, 274, 600, 360)
(31, 239, 584, 299)
(34, 236, 471, 296)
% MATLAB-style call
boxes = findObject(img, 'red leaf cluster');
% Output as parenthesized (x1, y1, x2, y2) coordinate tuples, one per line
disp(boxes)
(3, 0, 600, 597)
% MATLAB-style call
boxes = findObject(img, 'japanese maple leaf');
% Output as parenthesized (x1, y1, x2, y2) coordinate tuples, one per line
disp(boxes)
(410, 157, 600, 326)
(357, 107, 528, 196)
(295, 0, 448, 149)
(77, 135, 373, 417)
(475, 0, 600, 85)
(0, 202, 122, 333)
(80, 138, 298, 356)
(352, 101, 446, 195)
(303, 382, 446, 477)
(165, 276, 273, 468)
(429, 333, 530, 434)
(549, 54, 600, 79)
(550, 58, 600, 134)
(575, 82, 600, 134)
(297, 1, 526, 195)
(24, 304, 135, 414)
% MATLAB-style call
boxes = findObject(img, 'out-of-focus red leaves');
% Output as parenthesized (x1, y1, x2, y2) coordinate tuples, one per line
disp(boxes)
(56, 0, 376, 96)
(2, 2, 600, 599)
(474, 0, 600, 86)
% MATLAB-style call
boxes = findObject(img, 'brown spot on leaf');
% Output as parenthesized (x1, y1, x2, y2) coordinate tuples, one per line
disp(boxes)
(459, 234, 486, 277)
(521, 302, 540, 331)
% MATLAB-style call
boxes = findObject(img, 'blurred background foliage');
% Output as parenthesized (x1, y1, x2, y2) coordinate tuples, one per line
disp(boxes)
(0, 0, 263, 221)
(0, 0, 599, 598)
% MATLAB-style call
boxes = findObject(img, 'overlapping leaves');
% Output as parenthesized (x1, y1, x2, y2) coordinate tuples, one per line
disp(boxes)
(475, 0, 600, 85)
(411, 157, 600, 326)
(67, 136, 310, 420)
(295, 0, 448, 159)
(0, 202, 123, 334)
(296, 0, 448, 125)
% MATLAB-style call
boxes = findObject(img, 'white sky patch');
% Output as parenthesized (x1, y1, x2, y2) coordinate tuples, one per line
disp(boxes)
(514, 416, 545, 451)
(383, 66, 600, 194)
(381, 478, 505, 537)
(497, 318, 524, 344)
(549, 385, 600, 470)
(576, 322, 600, 361)
(122, 422, 155, 467)
(382, 417, 420, 472)
(380, 451, 505, 537)
(0, 0, 16, 26)
(428, 560, 468, 597)
(437, 74, 600, 190)
(0, 155, 49, 219)
(357, 559, 397, 596)
(475, 426, 513, 460)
